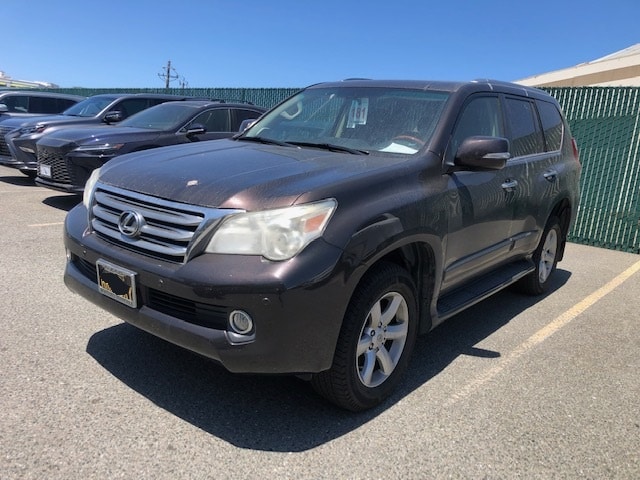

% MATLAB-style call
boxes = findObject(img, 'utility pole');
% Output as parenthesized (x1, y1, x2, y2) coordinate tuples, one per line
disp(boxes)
(158, 60, 180, 89)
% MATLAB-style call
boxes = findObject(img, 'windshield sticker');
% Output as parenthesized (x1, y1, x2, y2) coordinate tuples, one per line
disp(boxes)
(347, 98, 369, 128)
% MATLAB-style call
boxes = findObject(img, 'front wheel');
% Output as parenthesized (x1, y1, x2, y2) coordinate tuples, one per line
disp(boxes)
(311, 263, 418, 411)
(517, 217, 562, 295)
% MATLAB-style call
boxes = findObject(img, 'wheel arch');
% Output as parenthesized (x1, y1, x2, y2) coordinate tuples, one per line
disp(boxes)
(547, 197, 573, 261)
(352, 240, 439, 336)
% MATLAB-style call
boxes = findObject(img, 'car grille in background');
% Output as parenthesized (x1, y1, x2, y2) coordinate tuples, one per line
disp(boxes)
(0, 126, 14, 156)
(37, 146, 73, 184)
(90, 184, 234, 263)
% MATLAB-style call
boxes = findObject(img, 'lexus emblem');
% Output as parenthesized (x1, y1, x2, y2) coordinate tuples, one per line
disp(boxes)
(118, 211, 145, 238)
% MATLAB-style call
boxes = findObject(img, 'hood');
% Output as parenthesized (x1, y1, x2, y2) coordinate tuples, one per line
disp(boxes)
(39, 125, 158, 146)
(20, 115, 103, 132)
(99, 139, 406, 210)
(0, 114, 67, 128)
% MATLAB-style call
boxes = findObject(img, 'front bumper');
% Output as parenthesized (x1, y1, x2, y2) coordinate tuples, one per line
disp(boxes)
(63, 205, 351, 374)
(36, 176, 84, 194)
(1, 134, 37, 172)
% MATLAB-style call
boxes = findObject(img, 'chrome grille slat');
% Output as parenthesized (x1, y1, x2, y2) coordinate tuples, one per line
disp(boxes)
(90, 184, 240, 263)
(91, 220, 188, 256)
(92, 205, 195, 242)
(96, 191, 203, 226)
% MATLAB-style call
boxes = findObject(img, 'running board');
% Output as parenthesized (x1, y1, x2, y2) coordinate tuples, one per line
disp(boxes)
(437, 259, 535, 321)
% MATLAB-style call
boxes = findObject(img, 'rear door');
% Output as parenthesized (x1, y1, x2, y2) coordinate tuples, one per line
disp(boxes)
(502, 95, 560, 256)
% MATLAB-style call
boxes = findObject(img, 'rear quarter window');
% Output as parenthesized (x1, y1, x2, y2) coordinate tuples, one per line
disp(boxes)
(504, 97, 544, 157)
(536, 100, 564, 151)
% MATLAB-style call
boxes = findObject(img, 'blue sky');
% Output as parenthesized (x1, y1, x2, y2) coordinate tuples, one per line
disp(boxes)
(3, 0, 639, 89)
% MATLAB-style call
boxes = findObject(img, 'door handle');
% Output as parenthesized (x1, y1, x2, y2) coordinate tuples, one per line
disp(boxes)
(543, 169, 558, 182)
(501, 179, 518, 192)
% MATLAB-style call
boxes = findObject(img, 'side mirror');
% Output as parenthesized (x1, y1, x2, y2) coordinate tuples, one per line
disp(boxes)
(238, 119, 257, 132)
(186, 123, 206, 136)
(103, 111, 124, 124)
(0, 104, 7, 113)
(455, 136, 510, 170)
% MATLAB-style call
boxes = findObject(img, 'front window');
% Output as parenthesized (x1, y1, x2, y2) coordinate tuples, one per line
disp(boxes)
(243, 86, 450, 155)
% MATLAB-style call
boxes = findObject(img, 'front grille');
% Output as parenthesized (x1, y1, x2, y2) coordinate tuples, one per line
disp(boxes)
(37, 145, 73, 184)
(90, 184, 237, 263)
(0, 126, 13, 156)
(76, 257, 97, 280)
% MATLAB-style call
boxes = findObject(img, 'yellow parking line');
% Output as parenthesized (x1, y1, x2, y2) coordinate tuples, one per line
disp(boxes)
(446, 259, 640, 406)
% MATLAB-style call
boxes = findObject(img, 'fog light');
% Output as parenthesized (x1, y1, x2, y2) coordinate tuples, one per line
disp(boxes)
(65, 248, 72, 262)
(229, 310, 253, 335)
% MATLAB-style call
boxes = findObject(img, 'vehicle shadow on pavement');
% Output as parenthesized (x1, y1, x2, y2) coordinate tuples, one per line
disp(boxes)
(0, 173, 35, 186)
(86, 269, 571, 452)
(42, 194, 82, 212)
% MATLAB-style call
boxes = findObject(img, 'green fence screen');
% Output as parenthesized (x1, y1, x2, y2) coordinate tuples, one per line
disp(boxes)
(42, 85, 640, 254)
(546, 87, 640, 253)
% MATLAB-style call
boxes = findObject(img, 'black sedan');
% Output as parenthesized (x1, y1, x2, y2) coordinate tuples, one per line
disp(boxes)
(34, 100, 265, 193)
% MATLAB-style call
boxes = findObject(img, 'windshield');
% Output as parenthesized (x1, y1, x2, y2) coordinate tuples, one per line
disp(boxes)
(119, 102, 197, 130)
(243, 86, 450, 155)
(62, 96, 118, 117)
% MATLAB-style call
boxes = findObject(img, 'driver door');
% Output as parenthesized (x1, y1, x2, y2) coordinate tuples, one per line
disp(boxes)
(441, 94, 519, 291)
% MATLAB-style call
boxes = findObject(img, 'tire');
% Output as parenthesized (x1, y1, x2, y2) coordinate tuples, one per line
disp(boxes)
(311, 262, 418, 411)
(517, 216, 562, 295)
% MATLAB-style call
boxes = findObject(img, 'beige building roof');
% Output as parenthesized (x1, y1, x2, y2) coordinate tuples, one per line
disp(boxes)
(0, 70, 57, 88)
(515, 44, 640, 87)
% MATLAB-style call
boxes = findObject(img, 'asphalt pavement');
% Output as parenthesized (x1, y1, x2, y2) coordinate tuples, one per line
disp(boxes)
(1, 165, 638, 479)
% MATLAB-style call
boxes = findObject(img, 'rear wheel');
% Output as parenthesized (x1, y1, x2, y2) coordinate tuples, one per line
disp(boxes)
(517, 217, 562, 295)
(311, 263, 418, 411)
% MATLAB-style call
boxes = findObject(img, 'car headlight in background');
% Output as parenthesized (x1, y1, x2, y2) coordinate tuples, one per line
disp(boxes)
(73, 143, 124, 155)
(20, 124, 47, 135)
(206, 199, 337, 261)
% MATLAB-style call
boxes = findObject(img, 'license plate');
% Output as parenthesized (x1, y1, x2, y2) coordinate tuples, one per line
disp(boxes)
(96, 259, 137, 308)
(39, 164, 52, 178)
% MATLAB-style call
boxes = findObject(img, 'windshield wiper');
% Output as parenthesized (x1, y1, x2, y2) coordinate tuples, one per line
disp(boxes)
(234, 135, 294, 147)
(287, 141, 369, 155)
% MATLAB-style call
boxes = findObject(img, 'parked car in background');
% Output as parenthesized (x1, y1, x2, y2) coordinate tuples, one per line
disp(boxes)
(0, 93, 201, 177)
(0, 90, 85, 122)
(63, 79, 581, 411)
(35, 100, 265, 193)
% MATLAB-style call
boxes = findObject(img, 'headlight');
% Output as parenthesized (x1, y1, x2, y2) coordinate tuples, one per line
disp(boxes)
(83, 168, 101, 209)
(20, 124, 46, 135)
(205, 199, 337, 261)
(74, 143, 124, 154)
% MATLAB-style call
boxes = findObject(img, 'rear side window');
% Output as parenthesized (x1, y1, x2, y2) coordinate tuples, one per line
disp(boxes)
(536, 100, 564, 151)
(0, 95, 78, 114)
(28, 96, 63, 114)
(2, 95, 29, 112)
(504, 98, 544, 157)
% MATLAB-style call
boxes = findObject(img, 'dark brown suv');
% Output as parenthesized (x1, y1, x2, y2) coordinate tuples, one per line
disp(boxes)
(63, 79, 581, 411)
